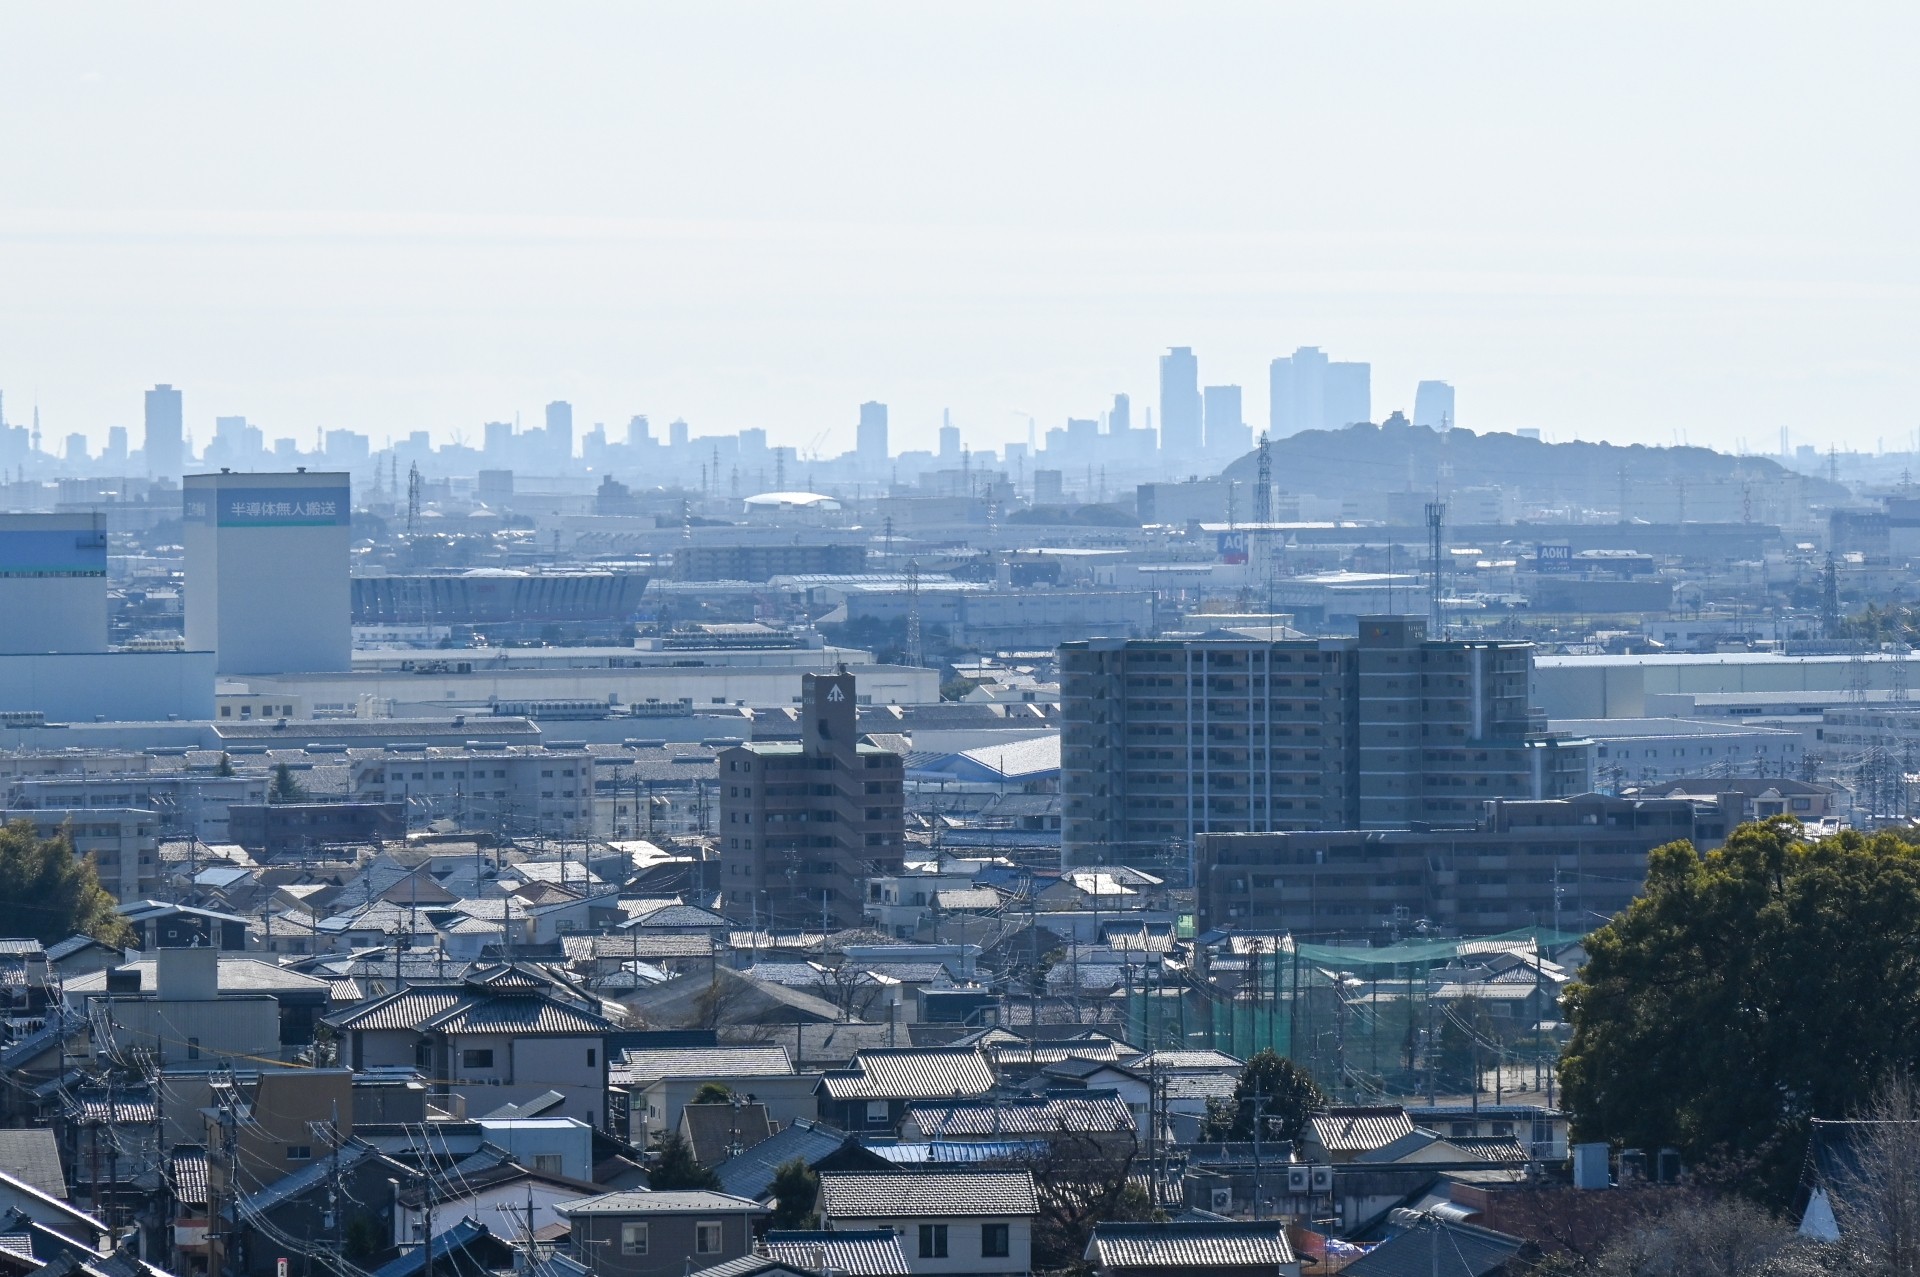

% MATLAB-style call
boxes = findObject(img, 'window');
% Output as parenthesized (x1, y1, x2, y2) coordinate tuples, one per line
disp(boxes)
(187, 1037, 200, 1061)
(587, 1048, 597, 1067)
(695, 1222, 724, 1255)
(532, 1154, 563, 1176)
(981, 1223, 1009, 1258)
(865, 1100, 890, 1126)
(286, 1145, 312, 1161)
(619, 1223, 648, 1256)
(918, 1224, 948, 1258)
(462, 1048, 495, 1069)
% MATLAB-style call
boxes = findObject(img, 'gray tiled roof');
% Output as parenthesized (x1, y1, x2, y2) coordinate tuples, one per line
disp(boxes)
(818, 1170, 1037, 1219)
(905, 1091, 1133, 1138)
(1343, 1218, 1524, 1277)
(764, 1229, 910, 1276)
(818, 1048, 994, 1101)
(1087, 1220, 1297, 1268)
(0, 1130, 66, 1201)
(1309, 1106, 1416, 1153)
(620, 1045, 793, 1081)
(421, 994, 612, 1036)
(556, 1190, 764, 1216)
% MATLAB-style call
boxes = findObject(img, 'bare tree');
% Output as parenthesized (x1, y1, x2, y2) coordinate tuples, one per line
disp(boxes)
(1583, 1193, 1815, 1277)
(1827, 1080, 1920, 1277)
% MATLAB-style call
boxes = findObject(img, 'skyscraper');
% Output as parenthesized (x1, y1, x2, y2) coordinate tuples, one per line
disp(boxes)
(1202, 384, 1248, 458)
(1109, 393, 1131, 435)
(1269, 347, 1371, 436)
(545, 400, 574, 461)
(938, 422, 961, 460)
(1414, 380, 1456, 430)
(1326, 361, 1371, 430)
(857, 401, 889, 464)
(1158, 347, 1202, 456)
(144, 384, 183, 476)
(627, 415, 652, 447)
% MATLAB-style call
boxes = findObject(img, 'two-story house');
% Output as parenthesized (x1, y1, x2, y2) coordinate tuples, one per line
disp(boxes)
(817, 1171, 1037, 1277)
(557, 1190, 766, 1277)
(815, 1048, 994, 1133)
(324, 971, 614, 1128)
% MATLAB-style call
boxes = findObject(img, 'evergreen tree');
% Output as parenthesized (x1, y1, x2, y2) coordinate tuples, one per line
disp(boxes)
(649, 1131, 721, 1190)
(768, 1158, 819, 1229)
(1202, 1049, 1326, 1144)
(269, 763, 305, 803)
(0, 819, 128, 945)
(1561, 819, 1920, 1204)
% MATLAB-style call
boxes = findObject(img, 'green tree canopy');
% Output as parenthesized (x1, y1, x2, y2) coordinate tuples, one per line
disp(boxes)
(0, 819, 128, 945)
(1202, 1049, 1326, 1145)
(1560, 819, 1920, 1204)
(692, 1081, 733, 1105)
(269, 763, 305, 803)
(768, 1158, 819, 1229)
(648, 1130, 721, 1191)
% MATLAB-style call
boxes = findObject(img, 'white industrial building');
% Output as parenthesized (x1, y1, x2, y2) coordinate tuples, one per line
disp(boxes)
(184, 469, 352, 675)
(1552, 717, 1805, 788)
(0, 513, 215, 721)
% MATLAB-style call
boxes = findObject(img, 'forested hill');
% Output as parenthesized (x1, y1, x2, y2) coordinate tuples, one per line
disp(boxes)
(1217, 421, 1844, 522)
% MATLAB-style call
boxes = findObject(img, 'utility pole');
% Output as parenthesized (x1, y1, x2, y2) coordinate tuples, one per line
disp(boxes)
(1425, 501, 1447, 639)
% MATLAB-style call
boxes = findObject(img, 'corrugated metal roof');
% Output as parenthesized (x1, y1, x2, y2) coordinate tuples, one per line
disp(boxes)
(818, 1048, 994, 1101)
(819, 1170, 1037, 1219)
(1309, 1106, 1417, 1153)
(1088, 1221, 1297, 1268)
(714, 1120, 852, 1200)
(764, 1229, 910, 1276)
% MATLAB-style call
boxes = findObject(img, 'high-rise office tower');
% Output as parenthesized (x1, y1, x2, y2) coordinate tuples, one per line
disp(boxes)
(857, 402, 889, 464)
(104, 427, 128, 468)
(1110, 393, 1131, 435)
(669, 419, 690, 448)
(1414, 381, 1456, 430)
(144, 384, 184, 476)
(1159, 348, 1202, 456)
(1269, 347, 1371, 436)
(938, 423, 961, 460)
(1326, 361, 1371, 430)
(627, 415, 652, 447)
(545, 401, 574, 461)
(483, 421, 514, 456)
(63, 434, 88, 464)
(184, 470, 352, 675)
(1202, 385, 1248, 458)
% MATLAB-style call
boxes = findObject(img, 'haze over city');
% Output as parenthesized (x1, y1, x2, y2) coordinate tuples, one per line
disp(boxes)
(3, 2, 1915, 456)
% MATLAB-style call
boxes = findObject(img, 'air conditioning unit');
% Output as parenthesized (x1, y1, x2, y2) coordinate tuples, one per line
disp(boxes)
(1286, 1166, 1311, 1194)
(1310, 1165, 1334, 1194)
(1209, 1188, 1233, 1213)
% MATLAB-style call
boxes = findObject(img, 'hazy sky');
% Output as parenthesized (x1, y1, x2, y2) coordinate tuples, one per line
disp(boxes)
(2, 3, 1914, 458)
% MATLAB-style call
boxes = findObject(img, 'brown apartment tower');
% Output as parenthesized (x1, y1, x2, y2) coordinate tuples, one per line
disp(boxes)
(718, 670, 906, 931)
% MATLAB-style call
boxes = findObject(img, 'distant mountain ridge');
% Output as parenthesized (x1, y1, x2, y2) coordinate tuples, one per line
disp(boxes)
(1216, 421, 1843, 522)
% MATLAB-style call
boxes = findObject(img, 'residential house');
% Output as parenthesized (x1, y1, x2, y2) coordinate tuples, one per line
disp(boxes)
(1305, 1107, 1418, 1164)
(815, 1049, 995, 1133)
(900, 1091, 1135, 1154)
(557, 1191, 766, 1277)
(816, 1171, 1037, 1277)
(325, 971, 614, 1128)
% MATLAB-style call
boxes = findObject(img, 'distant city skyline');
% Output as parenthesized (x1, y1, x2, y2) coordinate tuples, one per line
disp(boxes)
(1, 4, 1913, 457)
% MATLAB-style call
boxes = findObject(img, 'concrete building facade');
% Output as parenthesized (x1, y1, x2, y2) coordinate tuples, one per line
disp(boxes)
(1060, 618, 1592, 869)
(1196, 793, 1735, 939)
(184, 470, 351, 675)
(717, 670, 906, 931)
